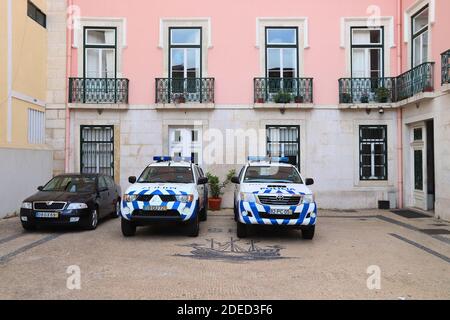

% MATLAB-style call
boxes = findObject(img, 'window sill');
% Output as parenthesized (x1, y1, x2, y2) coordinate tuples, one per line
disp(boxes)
(338, 103, 395, 110)
(155, 103, 215, 110)
(442, 83, 450, 93)
(253, 103, 314, 110)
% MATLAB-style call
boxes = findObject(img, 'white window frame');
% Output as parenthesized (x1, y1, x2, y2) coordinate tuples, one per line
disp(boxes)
(28, 108, 45, 145)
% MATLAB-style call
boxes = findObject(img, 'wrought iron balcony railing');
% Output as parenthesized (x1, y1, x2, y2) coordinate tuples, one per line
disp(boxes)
(338, 77, 396, 104)
(68, 78, 129, 104)
(155, 78, 215, 104)
(339, 62, 435, 104)
(254, 78, 313, 104)
(442, 49, 450, 85)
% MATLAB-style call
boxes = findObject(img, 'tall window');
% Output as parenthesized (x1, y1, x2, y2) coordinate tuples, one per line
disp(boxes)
(266, 28, 298, 80)
(266, 126, 300, 168)
(359, 126, 388, 181)
(351, 27, 384, 78)
(169, 127, 202, 165)
(84, 28, 117, 78)
(80, 126, 114, 177)
(169, 28, 201, 93)
(412, 6, 429, 67)
(28, 109, 45, 144)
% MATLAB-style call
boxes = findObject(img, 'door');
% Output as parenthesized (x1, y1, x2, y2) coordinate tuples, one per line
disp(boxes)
(410, 121, 434, 211)
(169, 127, 203, 165)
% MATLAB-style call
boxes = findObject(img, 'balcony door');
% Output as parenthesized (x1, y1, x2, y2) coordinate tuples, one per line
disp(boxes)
(84, 28, 116, 78)
(351, 27, 384, 79)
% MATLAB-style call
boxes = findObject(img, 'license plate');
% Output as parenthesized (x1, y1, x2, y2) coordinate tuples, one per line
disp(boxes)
(270, 208, 292, 216)
(143, 206, 167, 212)
(35, 212, 59, 219)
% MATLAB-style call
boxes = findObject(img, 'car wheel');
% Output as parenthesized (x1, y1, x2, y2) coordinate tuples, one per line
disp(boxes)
(200, 199, 208, 222)
(186, 213, 200, 237)
(237, 221, 247, 238)
(22, 222, 36, 231)
(121, 218, 136, 237)
(302, 225, 315, 240)
(85, 209, 98, 230)
(111, 199, 121, 219)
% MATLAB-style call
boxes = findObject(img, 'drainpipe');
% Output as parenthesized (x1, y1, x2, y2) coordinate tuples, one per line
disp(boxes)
(65, 0, 73, 172)
(396, 0, 404, 208)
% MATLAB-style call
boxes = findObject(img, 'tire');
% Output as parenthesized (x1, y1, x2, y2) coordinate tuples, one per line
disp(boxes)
(186, 213, 200, 237)
(302, 225, 315, 240)
(85, 209, 99, 231)
(237, 221, 248, 238)
(111, 199, 121, 219)
(22, 223, 36, 231)
(200, 199, 208, 222)
(121, 218, 136, 237)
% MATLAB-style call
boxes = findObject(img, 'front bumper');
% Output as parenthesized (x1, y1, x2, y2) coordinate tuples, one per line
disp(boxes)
(20, 208, 92, 226)
(238, 201, 317, 226)
(121, 200, 198, 223)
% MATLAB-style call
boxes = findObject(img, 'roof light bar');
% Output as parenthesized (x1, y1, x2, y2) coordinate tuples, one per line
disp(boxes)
(248, 156, 290, 164)
(153, 156, 172, 162)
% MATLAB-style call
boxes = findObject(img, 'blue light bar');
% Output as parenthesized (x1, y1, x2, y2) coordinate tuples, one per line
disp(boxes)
(271, 157, 290, 164)
(248, 156, 269, 162)
(153, 156, 172, 162)
(172, 156, 193, 163)
(248, 156, 289, 163)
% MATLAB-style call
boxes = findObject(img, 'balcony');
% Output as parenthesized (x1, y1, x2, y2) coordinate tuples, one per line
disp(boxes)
(68, 78, 129, 107)
(442, 49, 450, 87)
(254, 78, 313, 108)
(339, 62, 435, 107)
(155, 78, 215, 109)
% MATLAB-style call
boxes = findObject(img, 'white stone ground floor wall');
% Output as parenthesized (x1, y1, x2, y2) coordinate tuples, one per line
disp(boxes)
(57, 106, 401, 211)
(0, 148, 53, 218)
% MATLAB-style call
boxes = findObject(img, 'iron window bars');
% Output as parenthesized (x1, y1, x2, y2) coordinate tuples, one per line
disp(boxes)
(80, 126, 114, 178)
(359, 125, 388, 181)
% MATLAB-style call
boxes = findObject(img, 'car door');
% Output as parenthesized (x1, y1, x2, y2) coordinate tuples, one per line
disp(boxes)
(97, 176, 110, 217)
(199, 167, 208, 204)
(235, 166, 245, 208)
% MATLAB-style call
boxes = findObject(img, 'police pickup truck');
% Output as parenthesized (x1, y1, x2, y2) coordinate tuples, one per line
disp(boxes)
(232, 157, 317, 240)
(121, 157, 208, 237)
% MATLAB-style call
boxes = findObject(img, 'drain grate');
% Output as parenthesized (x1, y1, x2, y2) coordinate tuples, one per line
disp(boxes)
(390, 209, 430, 219)
(419, 229, 450, 235)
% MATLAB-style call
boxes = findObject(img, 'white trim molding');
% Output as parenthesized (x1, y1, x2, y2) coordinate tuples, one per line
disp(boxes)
(11, 91, 46, 108)
(404, 0, 435, 43)
(340, 16, 395, 48)
(158, 18, 213, 49)
(256, 17, 309, 49)
(7, 0, 12, 143)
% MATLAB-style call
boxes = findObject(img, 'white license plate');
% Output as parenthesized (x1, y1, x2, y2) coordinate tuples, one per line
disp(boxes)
(143, 206, 167, 212)
(270, 209, 292, 216)
(35, 212, 59, 219)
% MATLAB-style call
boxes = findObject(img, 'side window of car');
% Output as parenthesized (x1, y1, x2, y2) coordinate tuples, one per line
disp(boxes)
(198, 167, 205, 178)
(238, 166, 245, 181)
(98, 176, 108, 191)
(193, 166, 200, 182)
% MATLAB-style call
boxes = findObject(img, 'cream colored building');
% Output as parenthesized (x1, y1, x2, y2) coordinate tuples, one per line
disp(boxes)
(0, 0, 52, 218)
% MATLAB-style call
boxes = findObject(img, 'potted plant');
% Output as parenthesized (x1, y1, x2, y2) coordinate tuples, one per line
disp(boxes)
(206, 169, 236, 211)
(273, 91, 292, 104)
(360, 94, 369, 103)
(256, 97, 265, 104)
(294, 95, 304, 103)
(375, 87, 390, 103)
(174, 94, 186, 104)
(341, 93, 352, 103)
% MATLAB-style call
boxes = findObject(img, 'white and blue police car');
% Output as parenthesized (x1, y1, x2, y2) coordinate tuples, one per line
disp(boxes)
(232, 157, 317, 240)
(121, 156, 208, 237)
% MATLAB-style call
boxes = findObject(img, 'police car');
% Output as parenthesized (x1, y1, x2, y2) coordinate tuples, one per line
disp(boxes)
(121, 157, 208, 237)
(232, 157, 317, 239)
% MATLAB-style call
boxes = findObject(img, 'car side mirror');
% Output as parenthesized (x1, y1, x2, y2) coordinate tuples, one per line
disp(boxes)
(128, 176, 137, 184)
(231, 177, 240, 184)
(198, 177, 208, 185)
(305, 178, 314, 186)
(37, 186, 44, 191)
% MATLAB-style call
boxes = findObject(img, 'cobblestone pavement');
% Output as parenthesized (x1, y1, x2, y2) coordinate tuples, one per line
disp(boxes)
(0, 209, 449, 300)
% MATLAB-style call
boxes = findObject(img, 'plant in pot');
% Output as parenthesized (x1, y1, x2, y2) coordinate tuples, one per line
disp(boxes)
(294, 95, 304, 103)
(375, 87, 390, 103)
(341, 93, 352, 103)
(206, 169, 236, 211)
(256, 97, 265, 103)
(174, 94, 186, 104)
(273, 91, 292, 104)
(360, 94, 369, 103)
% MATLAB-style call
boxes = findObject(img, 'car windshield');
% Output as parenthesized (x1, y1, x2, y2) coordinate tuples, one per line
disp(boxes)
(243, 166, 303, 184)
(42, 176, 96, 193)
(138, 166, 194, 184)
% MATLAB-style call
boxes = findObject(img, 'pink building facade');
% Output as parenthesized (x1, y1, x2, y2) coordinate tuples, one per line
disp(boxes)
(45, 0, 450, 220)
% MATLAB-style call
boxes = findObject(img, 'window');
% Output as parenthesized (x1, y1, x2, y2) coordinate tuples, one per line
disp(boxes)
(351, 27, 384, 78)
(169, 127, 202, 165)
(169, 28, 201, 93)
(412, 6, 429, 67)
(84, 28, 117, 78)
(266, 126, 300, 169)
(80, 126, 114, 177)
(266, 27, 298, 80)
(27, 1, 46, 28)
(359, 126, 388, 180)
(28, 109, 45, 144)
(414, 150, 423, 190)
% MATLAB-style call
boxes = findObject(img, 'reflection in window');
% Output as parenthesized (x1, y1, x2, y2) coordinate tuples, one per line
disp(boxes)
(412, 6, 429, 67)
(351, 27, 384, 78)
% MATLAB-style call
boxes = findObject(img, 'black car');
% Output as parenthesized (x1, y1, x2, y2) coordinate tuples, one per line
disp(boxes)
(20, 174, 121, 231)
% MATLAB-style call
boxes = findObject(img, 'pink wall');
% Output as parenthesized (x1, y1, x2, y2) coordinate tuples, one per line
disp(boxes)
(70, 0, 449, 105)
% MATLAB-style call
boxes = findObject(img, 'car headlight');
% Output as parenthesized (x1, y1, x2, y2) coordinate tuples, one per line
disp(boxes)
(21, 202, 32, 210)
(240, 192, 257, 203)
(176, 195, 194, 203)
(303, 194, 315, 204)
(67, 203, 88, 210)
(123, 194, 138, 202)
